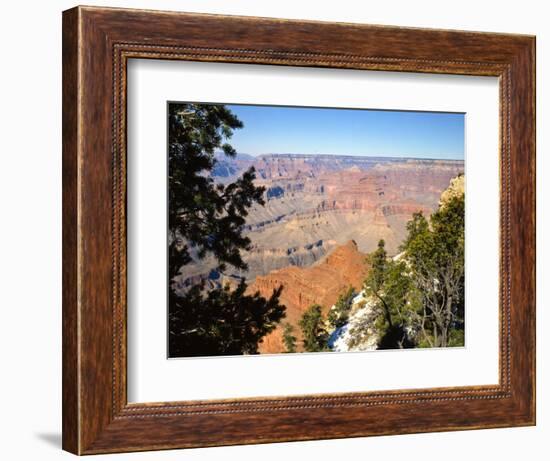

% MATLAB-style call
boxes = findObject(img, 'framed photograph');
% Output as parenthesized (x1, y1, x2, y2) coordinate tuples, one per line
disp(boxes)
(62, 6, 535, 455)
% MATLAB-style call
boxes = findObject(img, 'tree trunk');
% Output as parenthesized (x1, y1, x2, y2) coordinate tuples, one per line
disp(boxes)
(440, 326, 447, 347)
(433, 324, 440, 347)
(440, 295, 454, 347)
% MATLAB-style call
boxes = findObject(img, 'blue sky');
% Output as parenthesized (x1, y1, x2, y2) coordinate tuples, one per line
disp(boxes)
(225, 104, 464, 160)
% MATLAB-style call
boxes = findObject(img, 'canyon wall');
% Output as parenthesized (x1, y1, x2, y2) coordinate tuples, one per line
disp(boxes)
(174, 154, 464, 291)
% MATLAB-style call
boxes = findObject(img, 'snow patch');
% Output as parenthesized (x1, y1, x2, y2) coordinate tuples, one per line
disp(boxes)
(328, 292, 379, 352)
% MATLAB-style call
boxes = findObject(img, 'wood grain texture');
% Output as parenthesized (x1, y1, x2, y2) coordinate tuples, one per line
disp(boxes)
(62, 5, 536, 455)
(62, 7, 80, 454)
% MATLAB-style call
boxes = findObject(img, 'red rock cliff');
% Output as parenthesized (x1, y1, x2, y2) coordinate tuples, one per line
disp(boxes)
(248, 240, 369, 353)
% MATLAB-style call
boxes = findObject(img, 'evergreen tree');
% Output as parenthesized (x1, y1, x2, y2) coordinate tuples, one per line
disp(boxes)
(169, 103, 262, 275)
(364, 240, 392, 327)
(402, 193, 465, 347)
(168, 103, 285, 357)
(299, 304, 329, 352)
(327, 286, 355, 330)
(363, 240, 416, 349)
(282, 323, 297, 353)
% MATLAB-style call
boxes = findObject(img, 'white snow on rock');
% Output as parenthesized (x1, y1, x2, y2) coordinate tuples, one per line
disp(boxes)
(327, 253, 406, 352)
(328, 292, 379, 352)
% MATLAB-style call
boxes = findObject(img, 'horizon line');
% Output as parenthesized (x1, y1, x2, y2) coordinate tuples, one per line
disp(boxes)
(216, 151, 465, 162)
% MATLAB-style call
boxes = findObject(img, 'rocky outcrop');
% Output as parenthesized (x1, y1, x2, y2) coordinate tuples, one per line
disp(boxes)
(248, 241, 369, 353)
(439, 174, 465, 208)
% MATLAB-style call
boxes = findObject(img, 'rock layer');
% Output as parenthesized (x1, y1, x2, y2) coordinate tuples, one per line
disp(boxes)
(176, 154, 464, 290)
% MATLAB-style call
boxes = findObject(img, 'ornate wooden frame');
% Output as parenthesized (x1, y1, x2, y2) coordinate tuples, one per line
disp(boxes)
(62, 5, 536, 455)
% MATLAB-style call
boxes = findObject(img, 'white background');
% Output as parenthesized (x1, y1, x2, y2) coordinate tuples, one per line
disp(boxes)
(128, 60, 499, 402)
(0, 0, 546, 460)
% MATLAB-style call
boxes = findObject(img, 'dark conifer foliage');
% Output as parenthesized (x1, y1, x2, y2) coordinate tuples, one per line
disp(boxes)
(327, 286, 356, 330)
(169, 281, 284, 357)
(282, 323, 297, 353)
(299, 304, 329, 352)
(168, 103, 285, 357)
(168, 103, 263, 275)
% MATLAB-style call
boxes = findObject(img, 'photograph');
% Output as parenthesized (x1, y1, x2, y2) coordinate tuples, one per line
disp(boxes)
(167, 102, 465, 358)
